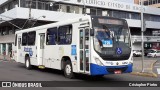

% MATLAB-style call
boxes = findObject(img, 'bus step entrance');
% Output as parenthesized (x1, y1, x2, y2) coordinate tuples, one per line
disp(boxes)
(38, 65, 45, 69)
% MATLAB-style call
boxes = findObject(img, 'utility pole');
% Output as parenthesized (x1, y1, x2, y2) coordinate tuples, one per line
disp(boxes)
(140, 0, 145, 72)
(29, 0, 32, 19)
(82, 0, 86, 15)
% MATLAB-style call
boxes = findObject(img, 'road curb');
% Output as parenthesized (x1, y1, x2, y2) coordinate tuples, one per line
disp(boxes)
(131, 60, 158, 78)
(151, 60, 158, 76)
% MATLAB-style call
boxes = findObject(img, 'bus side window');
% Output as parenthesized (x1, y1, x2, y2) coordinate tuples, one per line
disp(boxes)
(28, 31, 36, 46)
(22, 33, 28, 46)
(58, 25, 72, 45)
(15, 34, 17, 46)
(46, 27, 57, 45)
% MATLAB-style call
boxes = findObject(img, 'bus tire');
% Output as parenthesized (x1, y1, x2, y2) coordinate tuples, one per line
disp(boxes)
(64, 60, 74, 79)
(25, 57, 32, 70)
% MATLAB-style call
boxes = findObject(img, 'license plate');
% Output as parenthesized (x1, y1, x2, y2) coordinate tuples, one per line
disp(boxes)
(114, 70, 122, 74)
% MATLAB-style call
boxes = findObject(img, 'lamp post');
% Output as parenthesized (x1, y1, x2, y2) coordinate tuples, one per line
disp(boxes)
(140, 0, 145, 72)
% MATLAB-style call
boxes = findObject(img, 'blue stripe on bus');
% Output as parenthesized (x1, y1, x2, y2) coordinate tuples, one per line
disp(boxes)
(90, 63, 133, 76)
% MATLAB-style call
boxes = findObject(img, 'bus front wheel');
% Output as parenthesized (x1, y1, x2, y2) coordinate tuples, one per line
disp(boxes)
(64, 60, 74, 79)
(25, 57, 32, 70)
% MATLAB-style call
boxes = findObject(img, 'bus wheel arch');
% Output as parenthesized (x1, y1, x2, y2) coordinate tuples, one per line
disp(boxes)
(25, 54, 32, 70)
(61, 56, 71, 70)
(61, 56, 74, 79)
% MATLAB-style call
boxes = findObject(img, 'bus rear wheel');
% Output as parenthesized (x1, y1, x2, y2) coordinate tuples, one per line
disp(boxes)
(25, 57, 32, 70)
(64, 61, 74, 79)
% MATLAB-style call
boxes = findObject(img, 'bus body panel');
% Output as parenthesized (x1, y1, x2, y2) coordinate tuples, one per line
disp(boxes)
(14, 15, 133, 76)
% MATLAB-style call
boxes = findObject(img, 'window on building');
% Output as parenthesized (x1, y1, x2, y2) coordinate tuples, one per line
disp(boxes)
(46, 27, 58, 45)
(144, 1, 148, 5)
(149, 0, 152, 5)
(97, 9, 102, 16)
(90, 8, 96, 15)
(61, 4, 67, 12)
(74, 6, 79, 14)
(28, 31, 36, 45)
(153, 0, 157, 4)
(38, 1, 43, 9)
(31, 1, 37, 9)
(70, 6, 75, 13)
(120, 11, 130, 19)
(58, 25, 72, 45)
(53, 4, 59, 11)
(20, 0, 26, 7)
(45, 3, 49, 10)
(79, 6, 83, 14)
(66, 6, 71, 13)
(22, 33, 28, 46)
(131, 13, 140, 20)
(113, 11, 120, 18)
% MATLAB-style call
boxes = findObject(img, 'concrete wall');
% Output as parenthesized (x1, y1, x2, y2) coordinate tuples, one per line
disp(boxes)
(0, 34, 15, 43)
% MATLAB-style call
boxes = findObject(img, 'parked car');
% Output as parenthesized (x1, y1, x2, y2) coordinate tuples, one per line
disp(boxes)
(147, 49, 160, 57)
(144, 49, 153, 56)
(133, 50, 142, 57)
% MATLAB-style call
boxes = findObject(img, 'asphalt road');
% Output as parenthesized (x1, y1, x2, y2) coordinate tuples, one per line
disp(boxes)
(133, 56, 158, 61)
(0, 60, 160, 90)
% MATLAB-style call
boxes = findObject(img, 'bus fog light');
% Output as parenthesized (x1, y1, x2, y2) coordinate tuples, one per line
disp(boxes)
(95, 58, 104, 66)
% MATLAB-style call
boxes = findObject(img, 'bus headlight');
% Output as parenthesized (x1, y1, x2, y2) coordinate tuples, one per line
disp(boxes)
(129, 57, 133, 64)
(95, 58, 104, 66)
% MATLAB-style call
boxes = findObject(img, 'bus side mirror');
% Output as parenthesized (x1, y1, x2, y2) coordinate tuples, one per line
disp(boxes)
(90, 28, 94, 36)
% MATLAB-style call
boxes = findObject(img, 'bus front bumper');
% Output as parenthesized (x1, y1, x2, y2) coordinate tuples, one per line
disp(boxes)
(90, 63, 133, 76)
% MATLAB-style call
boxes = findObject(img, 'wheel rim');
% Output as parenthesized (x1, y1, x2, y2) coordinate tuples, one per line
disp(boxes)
(65, 64, 71, 75)
(26, 59, 29, 68)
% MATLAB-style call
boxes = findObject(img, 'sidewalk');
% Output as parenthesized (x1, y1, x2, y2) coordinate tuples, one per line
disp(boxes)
(131, 58, 158, 77)
(133, 59, 156, 73)
(0, 55, 14, 61)
(153, 60, 160, 77)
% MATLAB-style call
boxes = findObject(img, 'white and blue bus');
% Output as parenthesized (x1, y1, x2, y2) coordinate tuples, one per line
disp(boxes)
(14, 15, 133, 78)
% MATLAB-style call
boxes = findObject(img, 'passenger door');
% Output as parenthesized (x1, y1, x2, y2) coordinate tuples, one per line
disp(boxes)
(79, 28, 90, 74)
(37, 33, 45, 65)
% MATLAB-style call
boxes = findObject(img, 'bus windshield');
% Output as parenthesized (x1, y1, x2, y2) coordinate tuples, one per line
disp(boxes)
(92, 16, 131, 60)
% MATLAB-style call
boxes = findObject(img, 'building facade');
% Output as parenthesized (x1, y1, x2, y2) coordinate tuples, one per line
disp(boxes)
(134, 0, 160, 8)
(1, 0, 160, 57)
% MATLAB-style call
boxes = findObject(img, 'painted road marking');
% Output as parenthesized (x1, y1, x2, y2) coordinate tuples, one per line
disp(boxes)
(157, 68, 160, 74)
